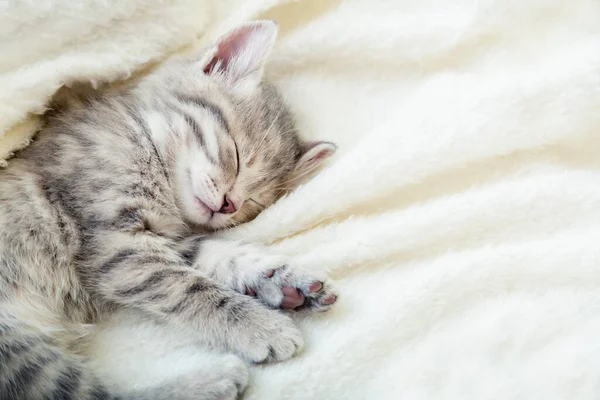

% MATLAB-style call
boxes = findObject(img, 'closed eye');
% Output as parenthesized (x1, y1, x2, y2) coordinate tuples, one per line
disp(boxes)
(234, 141, 240, 176)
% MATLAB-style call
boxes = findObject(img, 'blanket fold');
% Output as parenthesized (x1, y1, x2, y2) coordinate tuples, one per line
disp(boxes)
(2, 0, 599, 398)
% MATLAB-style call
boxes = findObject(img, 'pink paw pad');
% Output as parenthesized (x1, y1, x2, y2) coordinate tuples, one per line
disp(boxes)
(308, 281, 323, 293)
(281, 286, 305, 309)
(265, 269, 276, 278)
(322, 294, 337, 305)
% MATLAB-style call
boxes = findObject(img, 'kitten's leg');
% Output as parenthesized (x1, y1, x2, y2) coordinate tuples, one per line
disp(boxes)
(85, 309, 249, 400)
(182, 237, 338, 312)
(84, 231, 303, 363)
(0, 327, 109, 399)
(0, 317, 246, 400)
(133, 359, 248, 400)
(0, 310, 124, 400)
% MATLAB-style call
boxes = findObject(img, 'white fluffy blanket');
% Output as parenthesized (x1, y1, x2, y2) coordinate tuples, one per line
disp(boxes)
(2, 0, 600, 399)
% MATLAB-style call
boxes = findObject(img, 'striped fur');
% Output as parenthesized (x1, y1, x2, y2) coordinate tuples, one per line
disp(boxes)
(0, 21, 336, 399)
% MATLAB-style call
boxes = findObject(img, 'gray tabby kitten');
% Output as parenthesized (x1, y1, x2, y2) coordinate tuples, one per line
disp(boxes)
(0, 21, 337, 400)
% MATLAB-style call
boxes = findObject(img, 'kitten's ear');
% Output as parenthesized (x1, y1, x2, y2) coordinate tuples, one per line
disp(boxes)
(201, 20, 278, 90)
(294, 141, 337, 177)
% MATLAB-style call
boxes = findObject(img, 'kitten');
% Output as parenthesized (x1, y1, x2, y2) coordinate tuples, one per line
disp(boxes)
(0, 20, 337, 400)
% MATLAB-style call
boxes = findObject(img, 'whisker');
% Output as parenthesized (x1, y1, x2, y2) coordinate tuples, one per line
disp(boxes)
(248, 198, 266, 208)
(248, 105, 285, 159)
(268, 168, 320, 191)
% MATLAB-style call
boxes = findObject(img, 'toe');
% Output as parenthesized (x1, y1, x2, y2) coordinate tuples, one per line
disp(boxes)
(281, 287, 305, 309)
(265, 269, 276, 278)
(308, 281, 323, 293)
(321, 293, 337, 305)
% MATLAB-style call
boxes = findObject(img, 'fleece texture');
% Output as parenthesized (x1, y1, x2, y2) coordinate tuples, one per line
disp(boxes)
(2, 0, 600, 399)
(0, 0, 211, 163)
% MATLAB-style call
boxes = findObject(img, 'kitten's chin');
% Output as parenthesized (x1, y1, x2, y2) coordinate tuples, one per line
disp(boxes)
(206, 215, 236, 230)
(186, 215, 235, 232)
(179, 194, 234, 231)
(178, 193, 213, 227)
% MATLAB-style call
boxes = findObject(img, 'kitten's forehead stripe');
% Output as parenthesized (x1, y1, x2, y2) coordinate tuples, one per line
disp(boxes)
(168, 103, 220, 165)
(182, 112, 205, 147)
(124, 104, 168, 179)
(175, 93, 230, 135)
(200, 116, 225, 167)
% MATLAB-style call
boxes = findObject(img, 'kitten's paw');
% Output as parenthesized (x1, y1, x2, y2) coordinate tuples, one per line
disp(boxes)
(171, 353, 249, 400)
(251, 265, 338, 313)
(198, 240, 338, 312)
(231, 301, 304, 363)
(207, 354, 249, 400)
(234, 249, 338, 312)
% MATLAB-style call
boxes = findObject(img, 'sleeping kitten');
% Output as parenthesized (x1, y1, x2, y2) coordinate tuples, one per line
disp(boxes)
(0, 20, 337, 400)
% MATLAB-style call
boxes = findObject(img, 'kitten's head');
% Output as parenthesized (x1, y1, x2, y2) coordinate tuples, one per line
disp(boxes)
(143, 21, 334, 230)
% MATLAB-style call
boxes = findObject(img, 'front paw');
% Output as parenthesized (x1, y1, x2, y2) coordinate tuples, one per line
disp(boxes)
(195, 240, 338, 312)
(233, 249, 338, 312)
(230, 299, 304, 363)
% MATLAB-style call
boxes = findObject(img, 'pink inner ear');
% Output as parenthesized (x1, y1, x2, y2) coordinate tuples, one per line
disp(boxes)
(201, 21, 278, 85)
(299, 141, 336, 170)
(203, 54, 221, 75)
(204, 30, 249, 75)
(306, 146, 334, 163)
(204, 26, 256, 74)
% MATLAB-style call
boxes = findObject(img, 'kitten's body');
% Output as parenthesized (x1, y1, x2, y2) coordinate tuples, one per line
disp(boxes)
(0, 21, 336, 399)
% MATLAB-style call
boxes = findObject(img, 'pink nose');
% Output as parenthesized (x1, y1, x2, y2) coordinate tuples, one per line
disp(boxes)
(219, 195, 237, 214)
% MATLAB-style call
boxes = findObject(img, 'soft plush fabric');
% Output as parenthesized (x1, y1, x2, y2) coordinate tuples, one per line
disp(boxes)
(2, 0, 600, 399)
(0, 0, 211, 163)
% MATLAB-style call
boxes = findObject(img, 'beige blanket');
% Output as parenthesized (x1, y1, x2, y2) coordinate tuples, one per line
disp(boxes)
(2, 0, 600, 398)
